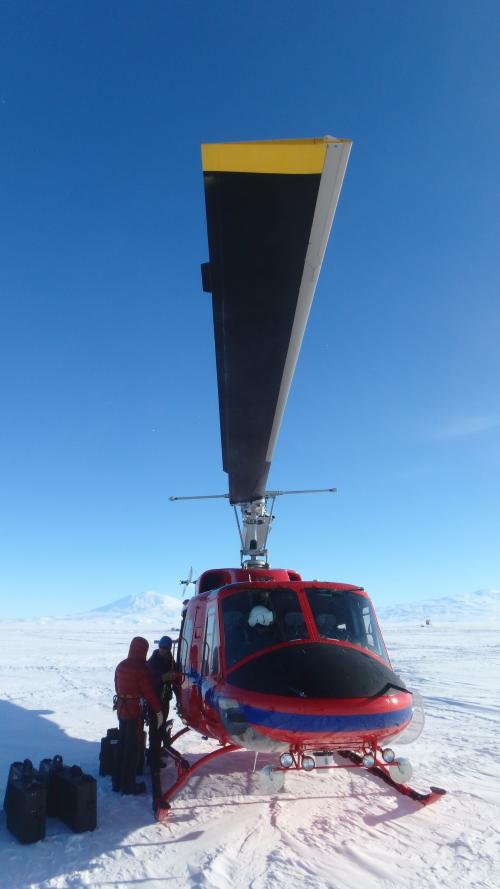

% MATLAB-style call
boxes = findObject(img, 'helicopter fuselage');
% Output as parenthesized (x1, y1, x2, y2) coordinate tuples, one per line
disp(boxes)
(176, 568, 412, 756)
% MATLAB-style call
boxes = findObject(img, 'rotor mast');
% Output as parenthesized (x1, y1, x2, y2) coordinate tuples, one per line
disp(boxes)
(169, 488, 337, 568)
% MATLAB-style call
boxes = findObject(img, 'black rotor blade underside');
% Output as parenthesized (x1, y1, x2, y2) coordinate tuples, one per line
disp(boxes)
(200, 138, 351, 504)
(203, 170, 320, 504)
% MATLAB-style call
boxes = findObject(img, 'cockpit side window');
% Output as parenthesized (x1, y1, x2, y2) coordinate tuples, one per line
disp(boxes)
(201, 607, 219, 676)
(178, 616, 194, 674)
(222, 588, 309, 668)
(305, 588, 387, 661)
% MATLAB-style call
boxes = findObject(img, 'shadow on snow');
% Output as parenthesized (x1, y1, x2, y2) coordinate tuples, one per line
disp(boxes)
(0, 700, 154, 887)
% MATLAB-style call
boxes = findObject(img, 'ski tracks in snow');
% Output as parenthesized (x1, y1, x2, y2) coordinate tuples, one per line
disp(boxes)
(168, 791, 337, 888)
(155, 759, 497, 889)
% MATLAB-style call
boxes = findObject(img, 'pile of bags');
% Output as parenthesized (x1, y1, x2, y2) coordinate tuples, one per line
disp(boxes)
(3, 756, 97, 844)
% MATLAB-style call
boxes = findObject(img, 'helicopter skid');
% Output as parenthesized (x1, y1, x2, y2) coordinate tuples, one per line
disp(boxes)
(336, 749, 447, 806)
(154, 742, 241, 820)
(153, 738, 445, 821)
(268, 749, 446, 806)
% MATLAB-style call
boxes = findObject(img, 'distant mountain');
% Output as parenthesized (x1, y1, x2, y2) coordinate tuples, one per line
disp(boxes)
(74, 589, 500, 631)
(3, 586, 498, 627)
(377, 588, 500, 624)
(84, 590, 183, 627)
(92, 587, 499, 627)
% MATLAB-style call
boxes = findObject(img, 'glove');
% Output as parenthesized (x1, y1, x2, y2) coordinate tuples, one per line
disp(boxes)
(156, 711, 163, 729)
(162, 671, 180, 683)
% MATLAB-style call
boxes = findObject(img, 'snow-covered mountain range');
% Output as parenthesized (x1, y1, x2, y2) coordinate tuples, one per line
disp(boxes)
(2, 587, 499, 626)
(85, 586, 500, 627)
(377, 587, 500, 624)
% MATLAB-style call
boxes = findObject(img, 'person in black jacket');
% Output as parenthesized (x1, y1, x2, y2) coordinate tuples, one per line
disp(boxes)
(147, 636, 176, 713)
(146, 636, 178, 803)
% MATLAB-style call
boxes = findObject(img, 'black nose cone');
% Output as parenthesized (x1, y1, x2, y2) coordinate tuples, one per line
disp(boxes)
(227, 643, 406, 698)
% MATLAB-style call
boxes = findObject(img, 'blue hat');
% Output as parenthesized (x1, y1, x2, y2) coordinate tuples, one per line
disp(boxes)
(154, 635, 172, 649)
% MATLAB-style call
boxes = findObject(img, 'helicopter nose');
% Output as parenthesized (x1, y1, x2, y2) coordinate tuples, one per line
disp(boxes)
(226, 642, 406, 699)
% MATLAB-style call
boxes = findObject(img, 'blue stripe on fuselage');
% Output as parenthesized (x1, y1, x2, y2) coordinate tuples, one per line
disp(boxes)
(239, 704, 413, 733)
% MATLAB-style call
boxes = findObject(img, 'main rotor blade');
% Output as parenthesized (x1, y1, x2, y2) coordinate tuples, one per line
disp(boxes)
(201, 137, 351, 504)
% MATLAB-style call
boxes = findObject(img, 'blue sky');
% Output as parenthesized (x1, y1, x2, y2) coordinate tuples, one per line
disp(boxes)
(0, 1, 499, 618)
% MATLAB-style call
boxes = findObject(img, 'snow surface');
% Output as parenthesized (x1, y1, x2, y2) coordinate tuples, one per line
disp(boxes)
(1, 601, 500, 888)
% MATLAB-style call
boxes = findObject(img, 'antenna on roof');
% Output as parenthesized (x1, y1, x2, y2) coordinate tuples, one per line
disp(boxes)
(180, 566, 195, 592)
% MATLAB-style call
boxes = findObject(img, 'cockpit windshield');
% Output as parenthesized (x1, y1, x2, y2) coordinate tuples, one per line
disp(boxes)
(221, 586, 388, 668)
(305, 588, 388, 662)
(222, 587, 307, 668)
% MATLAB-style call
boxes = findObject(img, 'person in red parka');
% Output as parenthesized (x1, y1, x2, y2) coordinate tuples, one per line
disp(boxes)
(113, 636, 162, 796)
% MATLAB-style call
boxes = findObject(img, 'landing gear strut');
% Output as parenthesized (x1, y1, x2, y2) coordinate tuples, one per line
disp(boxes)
(154, 726, 240, 821)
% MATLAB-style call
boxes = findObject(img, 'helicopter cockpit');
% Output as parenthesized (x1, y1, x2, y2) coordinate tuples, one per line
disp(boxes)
(222, 587, 303, 667)
(221, 586, 388, 670)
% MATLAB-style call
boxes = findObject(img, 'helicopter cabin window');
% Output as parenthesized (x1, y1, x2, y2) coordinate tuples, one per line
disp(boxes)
(222, 588, 308, 668)
(361, 605, 376, 648)
(178, 616, 194, 674)
(201, 607, 219, 676)
(305, 589, 387, 661)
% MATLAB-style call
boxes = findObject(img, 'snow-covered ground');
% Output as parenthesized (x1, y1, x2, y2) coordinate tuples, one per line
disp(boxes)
(1, 604, 500, 888)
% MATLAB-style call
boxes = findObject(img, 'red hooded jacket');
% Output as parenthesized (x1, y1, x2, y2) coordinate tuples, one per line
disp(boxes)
(114, 636, 162, 719)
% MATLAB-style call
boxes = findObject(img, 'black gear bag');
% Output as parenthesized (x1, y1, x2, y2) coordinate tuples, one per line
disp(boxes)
(39, 755, 64, 816)
(56, 764, 97, 833)
(40, 756, 97, 833)
(99, 727, 120, 777)
(3, 759, 46, 844)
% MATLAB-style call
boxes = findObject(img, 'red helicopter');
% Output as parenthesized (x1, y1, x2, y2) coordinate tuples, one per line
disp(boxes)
(157, 138, 445, 817)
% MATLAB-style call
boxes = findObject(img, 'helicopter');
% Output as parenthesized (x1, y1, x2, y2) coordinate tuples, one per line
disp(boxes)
(156, 137, 445, 818)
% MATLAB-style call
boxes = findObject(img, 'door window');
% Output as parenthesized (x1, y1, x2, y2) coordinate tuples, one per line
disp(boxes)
(179, 616, 194, 674)
(202, 607, 219, 676)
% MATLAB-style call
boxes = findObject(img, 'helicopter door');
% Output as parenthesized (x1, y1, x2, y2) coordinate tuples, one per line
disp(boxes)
(188, 603, 207, 733)
(190, 604, 205, 670)
(177, 611, 194, 720)
(200, 606, 221, 736)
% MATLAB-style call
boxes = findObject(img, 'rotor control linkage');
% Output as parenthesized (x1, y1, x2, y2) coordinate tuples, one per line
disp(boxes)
(235, 497, 274, 568)
(169, 487, 337, 567)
